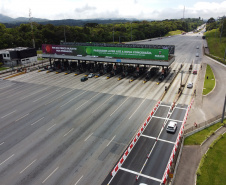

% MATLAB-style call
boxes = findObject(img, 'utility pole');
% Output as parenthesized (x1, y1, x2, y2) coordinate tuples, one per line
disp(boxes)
(222, 95, 226, 123)
(220, 17, 225, 43)
(29, 9, 35, 48)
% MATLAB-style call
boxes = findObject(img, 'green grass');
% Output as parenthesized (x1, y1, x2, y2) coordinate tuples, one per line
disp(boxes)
(165, 30, 184, 36)
(0, 67, 9, 71)
(197, 133, 226, 185)
(203, 64, 215, 95)
(184, 120, 225, 145)
(204, 29, 226, 65)
(37, 50, 43, 54)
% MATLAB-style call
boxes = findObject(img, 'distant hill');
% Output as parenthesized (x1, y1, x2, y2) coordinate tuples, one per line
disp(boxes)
(0, 14, 145, 27)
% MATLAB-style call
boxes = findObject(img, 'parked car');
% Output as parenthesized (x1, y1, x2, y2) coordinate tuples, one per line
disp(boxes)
(193, 70, 197, 74)
(88, 73, 94, 78)
(166, 121, 177, 133)
(187, 82, 193, 88)
(81, 76, 88, 82)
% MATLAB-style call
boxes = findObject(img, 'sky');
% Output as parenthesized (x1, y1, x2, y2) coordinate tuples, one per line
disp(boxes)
(0, 0, 226, 20)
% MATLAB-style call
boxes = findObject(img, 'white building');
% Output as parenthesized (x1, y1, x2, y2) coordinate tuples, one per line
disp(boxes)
(0, 47, 37, 67)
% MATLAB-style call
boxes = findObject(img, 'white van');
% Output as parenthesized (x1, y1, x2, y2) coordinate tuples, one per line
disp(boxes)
(166, 121, 177, 133)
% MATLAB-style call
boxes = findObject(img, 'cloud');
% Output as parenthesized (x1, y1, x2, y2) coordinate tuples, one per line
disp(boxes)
(75, 4, 96, 13)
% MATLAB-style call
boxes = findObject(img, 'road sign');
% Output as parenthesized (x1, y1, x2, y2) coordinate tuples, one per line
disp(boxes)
(169, 173, 174, 178)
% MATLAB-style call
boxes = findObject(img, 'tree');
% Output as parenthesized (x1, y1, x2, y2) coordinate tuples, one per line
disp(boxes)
(207, 17, 215, 24)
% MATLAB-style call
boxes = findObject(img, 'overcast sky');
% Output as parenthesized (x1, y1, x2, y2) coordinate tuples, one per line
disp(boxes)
(1, 0, 226, 20)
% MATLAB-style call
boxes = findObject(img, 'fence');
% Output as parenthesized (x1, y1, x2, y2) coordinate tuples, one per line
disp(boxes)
(184, 114, 226, 135)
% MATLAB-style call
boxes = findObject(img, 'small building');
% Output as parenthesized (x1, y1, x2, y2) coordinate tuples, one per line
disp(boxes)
(0, 47, 37, 67)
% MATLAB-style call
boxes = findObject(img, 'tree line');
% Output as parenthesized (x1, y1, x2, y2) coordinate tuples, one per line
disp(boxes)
(206, 17, 226, 36)
(0, 18, 204, 50)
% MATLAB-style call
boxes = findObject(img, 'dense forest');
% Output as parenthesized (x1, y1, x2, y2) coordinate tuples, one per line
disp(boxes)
(0, 18, 204, 50)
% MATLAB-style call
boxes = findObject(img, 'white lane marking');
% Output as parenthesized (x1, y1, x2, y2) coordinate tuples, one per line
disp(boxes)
(129, 99, 146, 119)
(120, 167, 162, 182)
(60, 91, 87, 107)
(0, 154, 14, 166)
(19, 87, 49, 100)
(47, 124, 56, 131)
(42, 167, 59, 183)
(31, 117, 44, 125)
(107, 135, 116, 147)
(110, 97, 129, 116)
(159, 104, 171, 108)
(152, 116, 183, 123)
(33, 88, 60, 102)
(174, 107, 187, 110)
(1, 110, 16, 118)
(141, 134, 175, 144)
(84, 133, 93, 141)
(92, 94, 115, 113)
(0, 142, 4, 146)
(63, 128, 74, 137)
(74, 101, 88, 111)
(20, 159, 36, 174)
(74, 175, 83, 185)
(15, 113, 29, 122)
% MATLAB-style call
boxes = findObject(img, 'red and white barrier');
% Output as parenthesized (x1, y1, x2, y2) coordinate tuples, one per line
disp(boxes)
(111, 100, 161, 177)
(162, 99, 195, 184)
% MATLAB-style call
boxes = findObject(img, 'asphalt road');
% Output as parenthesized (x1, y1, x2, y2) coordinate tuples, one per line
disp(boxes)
(103, 103, 187, 185)
(0, 33, 205, 185)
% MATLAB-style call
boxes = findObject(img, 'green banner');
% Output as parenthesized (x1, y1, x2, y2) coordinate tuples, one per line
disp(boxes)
(42, 44, 169, 61)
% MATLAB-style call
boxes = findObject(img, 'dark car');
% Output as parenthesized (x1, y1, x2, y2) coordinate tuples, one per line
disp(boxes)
(158, 74, 165, 81)
(81, 76, 88, 82)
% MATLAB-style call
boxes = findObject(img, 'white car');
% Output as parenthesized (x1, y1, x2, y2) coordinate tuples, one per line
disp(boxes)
(166, 121, 177, 133)
(88, 73, 94, 78)
(187, 82, 193, 88)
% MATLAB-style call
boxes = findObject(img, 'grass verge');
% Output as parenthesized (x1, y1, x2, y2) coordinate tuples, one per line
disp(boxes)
(37, 50, 43, 54)
(165, 30, 183, 36)
(196, 133, 226, 185)
(184, 119, 225, 145)
(203, 64, 215, 95)
(0, 67, 9, 71)
(204, 29, 226, 65)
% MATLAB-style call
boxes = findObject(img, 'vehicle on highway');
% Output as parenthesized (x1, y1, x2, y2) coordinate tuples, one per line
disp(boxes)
(187, 82, 193, 88)
(166, 121, 177, 133)
(193, 70, 197, 74)
(158, 74, 165, 81)
(81, 76, 88, 82)
(88, 73, 94, 78)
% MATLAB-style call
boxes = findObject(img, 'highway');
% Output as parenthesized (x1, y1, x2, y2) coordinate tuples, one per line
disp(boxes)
(0, 33, 203, 185)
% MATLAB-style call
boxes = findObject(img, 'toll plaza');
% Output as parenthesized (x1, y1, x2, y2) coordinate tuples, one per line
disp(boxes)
(42, 42, 175, 82)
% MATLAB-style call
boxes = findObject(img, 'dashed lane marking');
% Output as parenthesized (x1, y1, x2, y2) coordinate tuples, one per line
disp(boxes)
(107, 135, 116, 147)
(84, 133, 93, 142)
(47, 124, 56, 131)
(15, 113, 29, 122)
(20, 159, 37, 174)
(129, 98, 146, 119)
(0, 154, 15, 166)
(0, 142, 4, 146)
(91, 94, 115, 113)
(74, 175, 83, 185)
(42, 167, 59, 184)
(31, 117, 44, 125)
(110, 97, 129, 116)
(1, 110, 16, 119)
(63, 128, 74, 137)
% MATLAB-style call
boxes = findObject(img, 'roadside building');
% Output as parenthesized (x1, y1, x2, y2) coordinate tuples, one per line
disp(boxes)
(0, 47, 37, 67)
